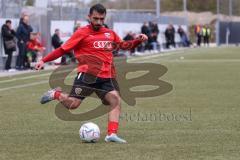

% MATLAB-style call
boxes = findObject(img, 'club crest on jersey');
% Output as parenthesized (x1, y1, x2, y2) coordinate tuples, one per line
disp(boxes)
(104, 33, 111, 38)
(75, 87, 82, 95)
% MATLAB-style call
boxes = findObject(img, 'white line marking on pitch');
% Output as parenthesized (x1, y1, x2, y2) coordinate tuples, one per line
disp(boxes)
(0, 68, 78, 84)
(162, 59, 240, 63)
(128, 51, 184, 62)
(0, 80, 48, 91)
(0, 73, 51, 84)
(0, 75, 76, 92)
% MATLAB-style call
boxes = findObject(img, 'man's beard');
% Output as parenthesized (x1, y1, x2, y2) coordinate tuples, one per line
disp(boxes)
(91, 23, 102, 31)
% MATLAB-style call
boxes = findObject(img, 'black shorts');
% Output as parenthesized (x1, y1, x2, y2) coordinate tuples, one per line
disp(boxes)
(69, 73, 120, 103)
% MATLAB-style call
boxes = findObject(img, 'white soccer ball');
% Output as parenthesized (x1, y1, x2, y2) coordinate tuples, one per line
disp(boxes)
(79, 122, 100, 143)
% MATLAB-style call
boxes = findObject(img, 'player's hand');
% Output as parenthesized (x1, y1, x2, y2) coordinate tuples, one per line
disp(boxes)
(136, 34, 148, 42)
(35, 60, 44, 70)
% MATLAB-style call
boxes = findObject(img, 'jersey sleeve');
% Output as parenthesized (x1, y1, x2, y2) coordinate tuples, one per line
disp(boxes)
(61, 28, 87, 52)
(42, 47, 65, 63)
(112, 31, 142, 50)
(113, 31, 122, 43)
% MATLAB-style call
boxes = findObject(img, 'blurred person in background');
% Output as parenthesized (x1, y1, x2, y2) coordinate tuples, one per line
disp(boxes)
(141, 22, 151, 52)
(195, 24, 202, 47)
(149, 21, 159, 52)
(177, 26, 190, 47)
(202, 25, 211, 47)
(52, 28, 74, 65)
(165, 24, 176, 49)
(52, 29, 63, 49)
(16, 15, 33, 70)
(26, 32, 45, 69)
(1, 20, 16, 71)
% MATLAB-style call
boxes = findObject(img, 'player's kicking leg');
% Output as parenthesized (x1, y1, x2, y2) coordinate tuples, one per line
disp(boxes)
(40, 87, 61, 104)
(40, 73, 87, 109)
(40, 87, 81, 109)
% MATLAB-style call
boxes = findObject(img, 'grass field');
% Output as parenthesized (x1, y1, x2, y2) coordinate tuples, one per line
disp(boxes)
(1, 47, 240, 160)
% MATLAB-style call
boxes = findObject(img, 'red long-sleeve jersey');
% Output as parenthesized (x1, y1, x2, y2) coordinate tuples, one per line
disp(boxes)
(42, 25, 142, 78)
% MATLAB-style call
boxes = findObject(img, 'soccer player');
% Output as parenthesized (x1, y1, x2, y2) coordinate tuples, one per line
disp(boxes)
(35, 3, 148, 143)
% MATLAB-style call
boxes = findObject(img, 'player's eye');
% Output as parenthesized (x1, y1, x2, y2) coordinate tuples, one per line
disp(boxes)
(93, 17, 105, 21)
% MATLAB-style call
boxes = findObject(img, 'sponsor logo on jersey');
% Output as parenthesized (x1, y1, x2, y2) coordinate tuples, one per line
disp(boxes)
(93, 41, 112, 49)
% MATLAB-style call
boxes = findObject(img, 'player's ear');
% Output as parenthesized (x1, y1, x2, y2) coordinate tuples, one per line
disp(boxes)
(88, 14, 93, 23)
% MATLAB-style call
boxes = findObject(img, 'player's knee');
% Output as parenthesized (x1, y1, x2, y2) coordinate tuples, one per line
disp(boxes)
(108, 94, 121, 107)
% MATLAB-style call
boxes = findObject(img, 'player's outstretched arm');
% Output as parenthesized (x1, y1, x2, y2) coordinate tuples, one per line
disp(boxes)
(35, 47, 65, 70)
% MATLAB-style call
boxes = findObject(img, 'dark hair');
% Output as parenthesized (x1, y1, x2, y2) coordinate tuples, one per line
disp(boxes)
(5, 20, 11, 24)
(89, 3, 106, 15)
